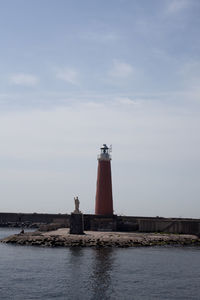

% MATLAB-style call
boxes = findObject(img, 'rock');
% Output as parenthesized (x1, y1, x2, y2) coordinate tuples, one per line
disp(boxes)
(1, 229, 200, 248)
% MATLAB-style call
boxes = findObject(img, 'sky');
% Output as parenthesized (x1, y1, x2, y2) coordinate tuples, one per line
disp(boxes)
(0, 0, 200, 217)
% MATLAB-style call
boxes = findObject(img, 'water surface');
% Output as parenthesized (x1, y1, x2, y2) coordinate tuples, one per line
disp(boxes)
(0, 228, 200, 299)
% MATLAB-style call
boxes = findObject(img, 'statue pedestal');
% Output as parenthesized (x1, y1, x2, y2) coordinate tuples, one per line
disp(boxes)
(70, 213, 84, 234)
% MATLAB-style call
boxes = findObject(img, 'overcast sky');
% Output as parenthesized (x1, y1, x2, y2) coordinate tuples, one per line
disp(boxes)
(0, 0, 200, 217)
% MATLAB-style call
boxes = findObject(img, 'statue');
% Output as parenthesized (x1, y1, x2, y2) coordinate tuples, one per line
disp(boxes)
(73, 196, 81, 214)
(70, 196, 84, 234)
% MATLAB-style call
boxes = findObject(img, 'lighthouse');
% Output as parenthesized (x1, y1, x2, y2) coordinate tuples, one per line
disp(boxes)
(95, 144, 113, 215)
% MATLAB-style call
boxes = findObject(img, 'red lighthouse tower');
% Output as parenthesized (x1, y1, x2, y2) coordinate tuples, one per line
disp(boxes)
(95, 144, 113, 215)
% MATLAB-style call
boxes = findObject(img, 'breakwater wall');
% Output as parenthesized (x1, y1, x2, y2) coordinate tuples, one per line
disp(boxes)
(0, 212, 69, 227)
(0, 212, 200, 235)
(84, 215, 200, 235)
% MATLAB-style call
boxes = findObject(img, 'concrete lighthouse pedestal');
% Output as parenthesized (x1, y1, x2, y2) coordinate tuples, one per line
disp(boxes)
(70, 213, 84, 234)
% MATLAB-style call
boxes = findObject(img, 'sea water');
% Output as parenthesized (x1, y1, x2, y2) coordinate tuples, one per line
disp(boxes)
(0, 228, 200, 300)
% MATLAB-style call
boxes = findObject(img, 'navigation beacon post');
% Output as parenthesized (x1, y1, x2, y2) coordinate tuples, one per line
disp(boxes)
(95, 144, 113, 215)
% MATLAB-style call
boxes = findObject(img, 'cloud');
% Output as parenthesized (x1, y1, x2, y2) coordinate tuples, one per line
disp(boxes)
(10, 73, 39, 86)
(166, 0, 189, 13)
(56, 68, 79, 85)
(81, 32, 119, 43)
(109, 60, 133, 79)
(115, 97, 140, 106)
(179, 60, 200, 89)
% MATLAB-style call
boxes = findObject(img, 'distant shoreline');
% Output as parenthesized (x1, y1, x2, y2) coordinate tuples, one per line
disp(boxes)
(1, 228, 200, 248)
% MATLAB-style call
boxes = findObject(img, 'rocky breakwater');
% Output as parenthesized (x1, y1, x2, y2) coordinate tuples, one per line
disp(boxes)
(1, 228, 200, 247)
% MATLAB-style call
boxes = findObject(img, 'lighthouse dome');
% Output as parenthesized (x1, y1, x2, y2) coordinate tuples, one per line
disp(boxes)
(101, 144, 108, 150)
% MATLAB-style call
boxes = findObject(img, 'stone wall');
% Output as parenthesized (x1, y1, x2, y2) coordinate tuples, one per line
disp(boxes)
(84, 214, 117, 231)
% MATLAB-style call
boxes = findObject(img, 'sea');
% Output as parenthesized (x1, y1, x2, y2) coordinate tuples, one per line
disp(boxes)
(0, 228, 200, 300)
